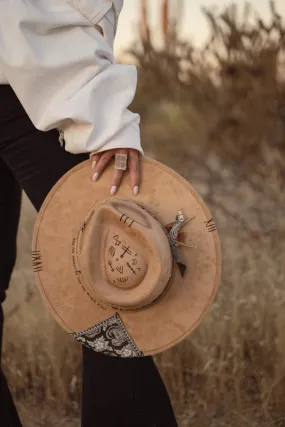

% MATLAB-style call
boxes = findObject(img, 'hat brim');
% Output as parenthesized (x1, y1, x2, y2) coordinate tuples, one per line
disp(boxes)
(32, 157, 221, 356)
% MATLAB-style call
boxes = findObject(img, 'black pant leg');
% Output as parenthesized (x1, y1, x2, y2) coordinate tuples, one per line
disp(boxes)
(0, 87, 88, 211)
(0, 158, 22, 427)
(0, 85, 178, 427)
(0, 370, 22, 427)
(0, 157, 22, 306)
(82, 345, 178, 427)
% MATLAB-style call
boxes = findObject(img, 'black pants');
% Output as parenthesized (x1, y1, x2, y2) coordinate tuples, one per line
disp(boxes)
(0, 85, 178, 427)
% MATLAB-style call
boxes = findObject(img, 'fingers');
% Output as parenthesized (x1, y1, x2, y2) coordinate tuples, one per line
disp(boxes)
(110, 168, 124, 195)
(90, 148, 140, 196)
(90, 153, 101, 172)
(91, 150, 114, 182)
(128, 150, 140, 195)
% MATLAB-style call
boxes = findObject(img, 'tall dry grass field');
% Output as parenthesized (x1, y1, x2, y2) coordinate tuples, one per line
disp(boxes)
(2, 1, 285, 426)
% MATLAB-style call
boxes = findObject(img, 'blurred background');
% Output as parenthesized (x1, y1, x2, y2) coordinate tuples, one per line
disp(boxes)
(2, 0, 285, 426)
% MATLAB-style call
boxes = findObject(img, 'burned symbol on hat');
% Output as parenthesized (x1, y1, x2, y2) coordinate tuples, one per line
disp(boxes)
(126, 262, 136, 275)
(113, 235, 121, 246)
(32, 250, 43, 273)
(108, 246, 116, 257)
(204, 218, 217, 233)
(120, 214, 134, 228)
(120, 245, 132, 259)
(117, 277, 129, 283)
(116, 265, 124, 274)
(108, 260, 114, 272)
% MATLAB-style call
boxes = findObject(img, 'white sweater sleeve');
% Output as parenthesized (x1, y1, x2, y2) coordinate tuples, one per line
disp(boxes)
(0, 0, 142, 155)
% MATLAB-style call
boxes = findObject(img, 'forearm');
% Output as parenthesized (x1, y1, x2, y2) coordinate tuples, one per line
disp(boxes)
(0, 0, 142, 154)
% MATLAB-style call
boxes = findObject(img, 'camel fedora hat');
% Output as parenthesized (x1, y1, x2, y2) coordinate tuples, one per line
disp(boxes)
(32, 157, 221, 358)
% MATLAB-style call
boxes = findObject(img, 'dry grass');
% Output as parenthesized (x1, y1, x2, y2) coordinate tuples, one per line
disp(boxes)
(2, 1, 285, 426)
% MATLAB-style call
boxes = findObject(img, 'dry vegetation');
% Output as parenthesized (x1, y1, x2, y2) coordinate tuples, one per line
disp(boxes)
(2, 1, 285, 426)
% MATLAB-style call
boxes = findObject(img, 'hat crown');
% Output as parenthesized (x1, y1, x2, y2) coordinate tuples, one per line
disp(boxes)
(77, 199, 173, 311)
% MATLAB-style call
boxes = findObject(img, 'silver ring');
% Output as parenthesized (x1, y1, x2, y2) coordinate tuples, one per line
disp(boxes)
(115, 153, 128, 171)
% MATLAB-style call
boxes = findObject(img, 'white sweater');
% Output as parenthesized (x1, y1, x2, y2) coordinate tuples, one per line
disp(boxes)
(0, 0, 142, 155)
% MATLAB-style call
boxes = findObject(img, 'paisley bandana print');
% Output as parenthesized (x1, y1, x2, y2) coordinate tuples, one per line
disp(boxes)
(70, 313, 143, 358)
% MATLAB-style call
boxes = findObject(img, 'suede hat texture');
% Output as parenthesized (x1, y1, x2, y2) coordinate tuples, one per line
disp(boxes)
(32, 157, 221, 358)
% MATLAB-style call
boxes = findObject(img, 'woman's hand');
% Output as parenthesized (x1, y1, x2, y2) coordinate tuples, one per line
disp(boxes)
(90, 148, 140, 196)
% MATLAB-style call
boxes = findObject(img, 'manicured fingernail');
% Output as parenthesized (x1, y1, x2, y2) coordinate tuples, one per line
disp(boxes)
(133, 186, 139, 196)
(111, 185, 117, 195)
(92, 160, 97, 169)
(92, 172, 99, 182)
